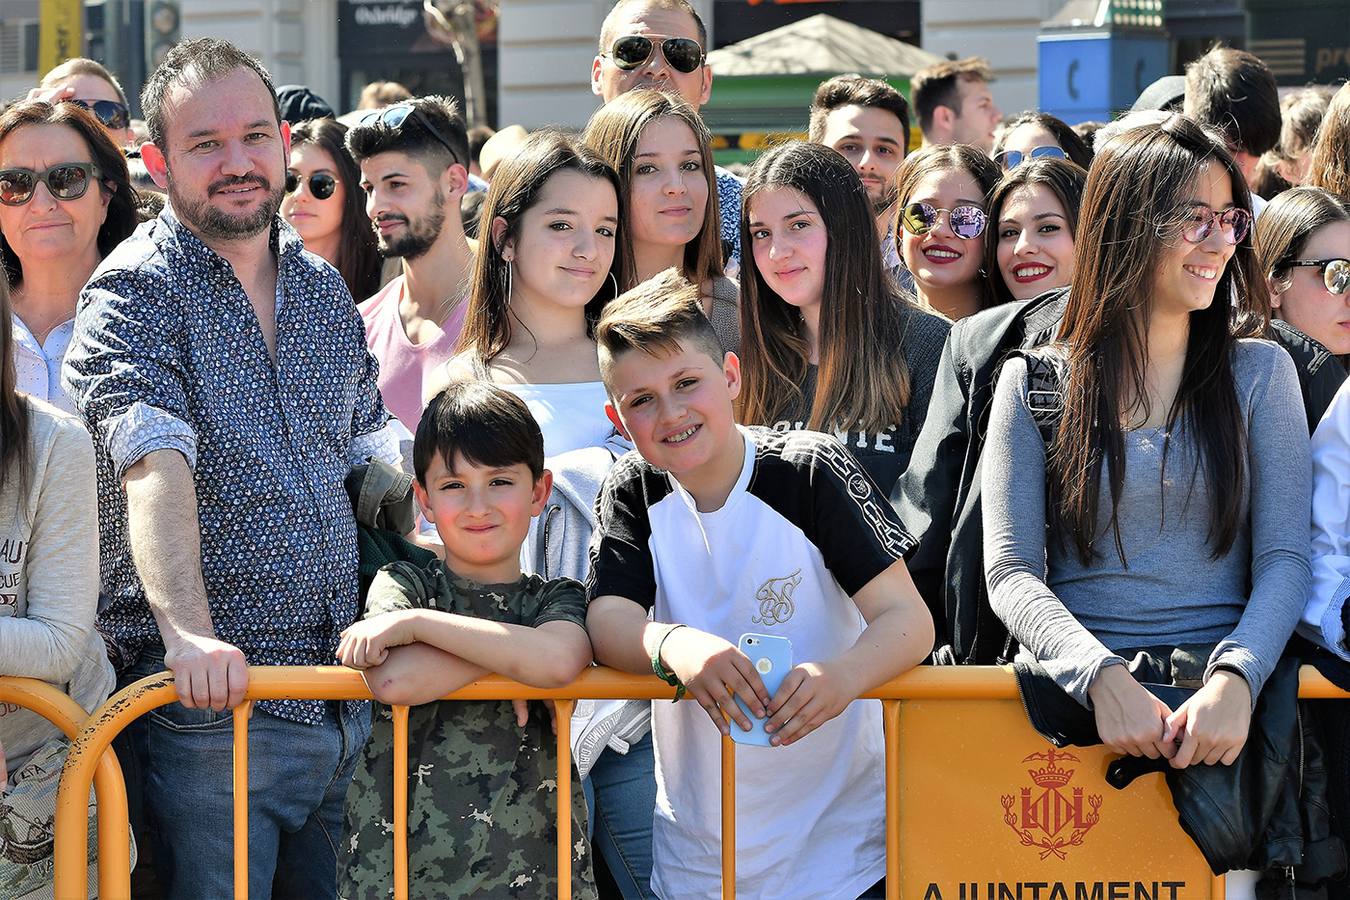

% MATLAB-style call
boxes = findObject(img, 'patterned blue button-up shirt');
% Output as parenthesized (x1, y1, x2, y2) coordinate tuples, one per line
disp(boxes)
(716, 166, 743, 273)
(64, 208, 399, 724)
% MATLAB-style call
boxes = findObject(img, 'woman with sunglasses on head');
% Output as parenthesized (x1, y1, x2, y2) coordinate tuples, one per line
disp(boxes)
(992, 111, 1094, 171)
(984, 117, 1310, 789)
(0, 100, 138, 414)
(427, 130, 623, 458)
(282, 118, 381, 301)
(583, 89, 738, 352)
(986, 158, 1087, 304)
(1252, 187, 1350, 431)
(738, 141, 950, 489)
(893, 144, 1001, 321)
(29, 58, 133, 150)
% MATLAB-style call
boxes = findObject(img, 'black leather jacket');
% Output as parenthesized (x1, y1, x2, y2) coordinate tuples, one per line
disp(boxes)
(1269, 319, 1347, 433)
(891, 289, 1067, 664)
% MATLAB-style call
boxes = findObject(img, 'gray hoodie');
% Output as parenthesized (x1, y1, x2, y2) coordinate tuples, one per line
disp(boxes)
(524, 435, 651, 779)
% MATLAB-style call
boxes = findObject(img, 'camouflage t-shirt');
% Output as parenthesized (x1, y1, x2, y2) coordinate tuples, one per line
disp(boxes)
(339, 561, 597, 900)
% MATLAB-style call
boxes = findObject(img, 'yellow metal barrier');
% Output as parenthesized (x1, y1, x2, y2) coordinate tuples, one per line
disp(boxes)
(55, 666, 1350, 899)
(0, 676, 130, 899)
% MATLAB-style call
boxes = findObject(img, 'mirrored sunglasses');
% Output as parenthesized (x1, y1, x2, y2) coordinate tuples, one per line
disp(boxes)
(67, 98, 130, 131)
(1287, 258, 1350, 296)
(606, 35, 705, 74)
(998, 145, 1067, 170)
(0, 162, 102, 206)
(357, 104, 464, 165)
(900, 202, 988, 240)
(285, 170, 338, 200)
(1180, 206, 1251, 245)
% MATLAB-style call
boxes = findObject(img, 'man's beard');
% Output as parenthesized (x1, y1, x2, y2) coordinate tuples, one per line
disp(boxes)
(168, 172, 283, 241)
(376, 189, 446, 260)
(871, 183, 897, 217)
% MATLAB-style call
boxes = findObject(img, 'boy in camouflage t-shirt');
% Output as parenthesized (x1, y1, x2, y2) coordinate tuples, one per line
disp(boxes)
(336, 383, 597, 899)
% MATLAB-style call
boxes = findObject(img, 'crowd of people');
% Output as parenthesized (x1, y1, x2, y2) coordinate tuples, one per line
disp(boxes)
(4, 0, 1350, 897)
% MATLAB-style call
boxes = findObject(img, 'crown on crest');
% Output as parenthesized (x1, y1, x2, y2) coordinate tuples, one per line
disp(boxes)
(1022, 748, 1078, 788)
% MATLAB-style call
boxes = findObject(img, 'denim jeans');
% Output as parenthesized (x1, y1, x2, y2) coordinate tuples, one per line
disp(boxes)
(583, 732, 656, 899)
(118, 649, 371, 900)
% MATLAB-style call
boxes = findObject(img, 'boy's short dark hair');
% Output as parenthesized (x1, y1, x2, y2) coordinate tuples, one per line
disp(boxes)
(415, 382, 545, 483)
(596, 267, 724, 386)
(345, 95, 469, 174)
(1184, 47, 1280, 157)
(808, 74, 911, 150)
(910, 56, 992, 134)
(141, 38, 280, 150)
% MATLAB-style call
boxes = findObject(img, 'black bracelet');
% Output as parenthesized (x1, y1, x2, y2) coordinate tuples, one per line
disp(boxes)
(651, 624, 688, 701)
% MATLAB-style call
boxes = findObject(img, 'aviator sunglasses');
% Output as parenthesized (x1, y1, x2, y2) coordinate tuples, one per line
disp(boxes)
(0, 162, 103, 206)
(358, 104, 463, 164)
(1285, 258, 1350, 296)
(997, 145, 1067, 170)
(1180, 206, 1252, 245)
(67, 98, 131, 131)
(285, 170, 338, 200)
(900, 202, 988, 240)
(603, 35, 705, 74)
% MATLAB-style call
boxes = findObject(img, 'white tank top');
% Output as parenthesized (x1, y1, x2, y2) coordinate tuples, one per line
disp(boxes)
(500, 381, 615, 458)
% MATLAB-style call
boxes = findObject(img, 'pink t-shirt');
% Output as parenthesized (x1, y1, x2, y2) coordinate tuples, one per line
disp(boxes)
(358, 275, 468, 431)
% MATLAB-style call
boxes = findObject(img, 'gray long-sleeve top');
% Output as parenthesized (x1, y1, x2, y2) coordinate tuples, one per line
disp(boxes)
(982, 339, 1312, 708)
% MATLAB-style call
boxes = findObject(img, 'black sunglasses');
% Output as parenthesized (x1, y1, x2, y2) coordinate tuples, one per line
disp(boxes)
(1286, 258, 1350, 296)
(0, 162, 103, 206)
(67, 98, 130, 131)
(357, 104, 463, 165)
(604, 35, 705, 74)
(285, 170, 338, 200)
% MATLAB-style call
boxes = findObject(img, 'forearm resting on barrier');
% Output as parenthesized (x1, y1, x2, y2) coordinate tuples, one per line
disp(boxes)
(124, 449, 247, 710)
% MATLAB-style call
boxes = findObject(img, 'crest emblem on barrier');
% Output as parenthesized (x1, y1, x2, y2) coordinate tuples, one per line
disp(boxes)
(1000, 748, 1102, 860)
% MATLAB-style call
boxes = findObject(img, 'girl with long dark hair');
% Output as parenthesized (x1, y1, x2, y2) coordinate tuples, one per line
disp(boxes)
(983, 116, 1310, 768)
(427, 130, 622, 457)
(737, 141, 950, 488)
(583, 89, 739, 351)
(985, 158, 1087, 304)
(281, 118, 381, 301)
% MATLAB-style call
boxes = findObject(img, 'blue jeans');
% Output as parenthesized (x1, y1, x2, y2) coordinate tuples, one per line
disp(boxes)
(583, 732, 656, 899)
(119, 650, 371, 900)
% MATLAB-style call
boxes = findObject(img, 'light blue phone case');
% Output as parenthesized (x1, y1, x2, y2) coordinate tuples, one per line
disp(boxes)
(731, 633, 793, 747)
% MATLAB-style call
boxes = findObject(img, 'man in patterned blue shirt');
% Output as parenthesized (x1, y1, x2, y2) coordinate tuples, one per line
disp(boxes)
(64, 38, 400, 899)
(591, 0, 743, 274)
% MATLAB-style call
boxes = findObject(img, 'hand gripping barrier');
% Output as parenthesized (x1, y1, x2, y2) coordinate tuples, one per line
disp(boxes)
(54, 666, 1350, 900)
(0, 676, 130, 899)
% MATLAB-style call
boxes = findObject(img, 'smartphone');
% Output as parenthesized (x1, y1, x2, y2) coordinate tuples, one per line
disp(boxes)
(730, 633, 793, 748)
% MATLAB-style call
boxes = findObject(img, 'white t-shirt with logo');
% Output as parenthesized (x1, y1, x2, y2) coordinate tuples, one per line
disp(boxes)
(588, 426, 914, 899)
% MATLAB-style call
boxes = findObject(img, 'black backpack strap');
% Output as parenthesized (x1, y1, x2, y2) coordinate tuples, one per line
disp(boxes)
(1011, 349, 1067, 447)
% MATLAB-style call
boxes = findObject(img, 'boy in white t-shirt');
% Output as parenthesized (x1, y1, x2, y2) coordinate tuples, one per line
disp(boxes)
(585, 269, 935, 899)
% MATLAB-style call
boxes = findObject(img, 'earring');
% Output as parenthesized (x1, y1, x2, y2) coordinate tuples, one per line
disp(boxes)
(505, 259, 514, 307)
(609, 271, 620, 298)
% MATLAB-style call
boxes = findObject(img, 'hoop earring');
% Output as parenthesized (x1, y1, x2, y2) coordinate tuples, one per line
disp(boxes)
(609, 271, 620, 299)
